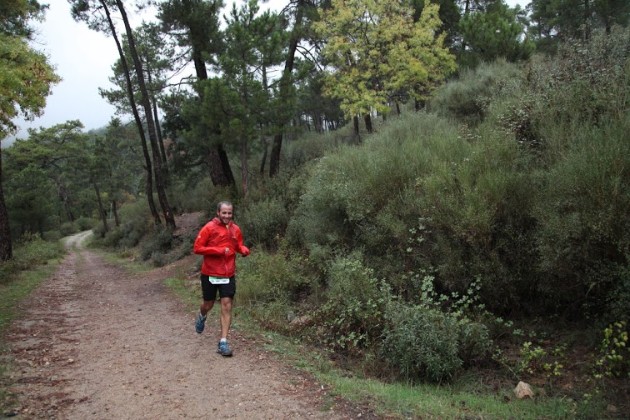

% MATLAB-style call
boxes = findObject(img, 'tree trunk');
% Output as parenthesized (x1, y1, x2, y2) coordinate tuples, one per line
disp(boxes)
(269, 133, 283, 177)
(152, 93, 168, 167)
(112, 199, 120, 227)
(217, 145, 235, 186)
(462, 0, 470, 53)
(147, 68, 168, 168)
(192, 44, 208, 80)
(100, 0, 161, 226)
(270, 0, 305, 178)
(364, 113, 373, 133)
(152, 94, 170, 189)
(240, 136, 248, 197)
(190, 32, 235, 188)
(116, 0, 175, 230)
(353, 115, 360, 137)
(93, 182, 108, 234)
(583, 0, 591, 41)
(259, 137, 268, 175)
(0, 147, 13, 261)
(56, 181, 75, 222)
(205, 145, 235, 188)
(314, 113, 323, 133)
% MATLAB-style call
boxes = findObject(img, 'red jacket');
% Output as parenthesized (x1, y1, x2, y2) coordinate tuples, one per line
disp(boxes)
(193, 218, 249, 277)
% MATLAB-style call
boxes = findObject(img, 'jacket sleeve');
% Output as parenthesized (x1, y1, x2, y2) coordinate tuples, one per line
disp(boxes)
(193, 224, 226, 256)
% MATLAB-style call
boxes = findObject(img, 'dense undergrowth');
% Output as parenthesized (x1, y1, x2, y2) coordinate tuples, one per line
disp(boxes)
(0, 236, 64, 331)
(240, 28, 628, 415)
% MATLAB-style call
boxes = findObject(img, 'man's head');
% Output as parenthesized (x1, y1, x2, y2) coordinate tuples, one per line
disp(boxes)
(216, 201, 233, 225)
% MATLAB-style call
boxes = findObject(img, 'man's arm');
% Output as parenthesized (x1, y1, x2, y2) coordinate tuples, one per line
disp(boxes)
(235, 226, 250, 256)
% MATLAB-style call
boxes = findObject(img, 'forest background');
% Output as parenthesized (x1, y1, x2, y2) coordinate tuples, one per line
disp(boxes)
(2, 0, 630, 418)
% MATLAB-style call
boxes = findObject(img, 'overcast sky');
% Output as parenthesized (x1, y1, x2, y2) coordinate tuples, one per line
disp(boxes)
(9, 0, 146, 142)
(6, 0, 527, 145)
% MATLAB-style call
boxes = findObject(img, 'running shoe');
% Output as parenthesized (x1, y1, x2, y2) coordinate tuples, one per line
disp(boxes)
(195, 313, 206, 334)
(217, 340, 233, 357)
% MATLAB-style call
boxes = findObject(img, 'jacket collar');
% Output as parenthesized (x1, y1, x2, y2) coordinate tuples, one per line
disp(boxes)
(212, 217, 232, 228)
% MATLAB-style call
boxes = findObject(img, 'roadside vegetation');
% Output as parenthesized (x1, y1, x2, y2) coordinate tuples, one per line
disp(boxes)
(0, 236, 65, 334)
(0, 238, 64, 406)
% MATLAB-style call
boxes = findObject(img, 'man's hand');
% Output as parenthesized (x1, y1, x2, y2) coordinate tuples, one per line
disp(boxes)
(241, 246, 250, 257)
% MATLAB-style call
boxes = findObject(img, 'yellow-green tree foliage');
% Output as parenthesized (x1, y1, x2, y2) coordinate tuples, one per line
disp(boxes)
(314, 0, 456, 118)
(0, 34, 59, 137)
(1, 1, 60, 261)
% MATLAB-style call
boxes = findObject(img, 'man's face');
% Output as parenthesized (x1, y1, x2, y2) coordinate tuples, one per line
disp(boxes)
(217, 204, 233, 225)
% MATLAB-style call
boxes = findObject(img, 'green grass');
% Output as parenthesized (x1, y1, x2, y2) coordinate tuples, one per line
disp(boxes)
(252, 329, 581, 419)
(0, 239, 65, 413)
(315, 374, 575, 419)
(0, 263, 60, 410)
(0, 239, 65, 336)
(0, 263, 59, 334)
(164, 276, 199, 310)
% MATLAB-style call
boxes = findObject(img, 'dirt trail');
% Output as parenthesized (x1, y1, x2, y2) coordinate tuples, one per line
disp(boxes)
(3, 232, 367, 419)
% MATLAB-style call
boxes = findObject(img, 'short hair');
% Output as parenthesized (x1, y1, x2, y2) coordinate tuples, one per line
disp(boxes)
(216, 201, 233, 212)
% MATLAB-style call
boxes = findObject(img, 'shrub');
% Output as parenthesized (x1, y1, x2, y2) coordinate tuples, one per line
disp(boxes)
(169, 177, 231, 214)
(381, 303, 463, 383)
(99, 226, 124, 248)
(149, 251, 166, 267)
(457, 317, 493, 365)
(595, 321, 630, 379)
(526, 28, 630, 159)
(140, 228, 173, 262)
(311, 255, 390, 355)
(118, 219, 149, 248)
(75, 217, 95, 231)
(0, 234, 64, 284)
(241, 197, 289, 250)
(607, 267, 630, 322)
(476, 27, 630, 318)
(238, 250, 313, 306)
(414, 274, 492, 365)
(534, 117, 630, 315)
(291, 113, 463, 268)
(114, 200, 152, 248)
(169, 234, 195, 262)
(42, 230, 62, 242)
(284, 130, 340, 169)
(290, 110, 537, 313)
(428, 60, 522, 125)
(59, 222, 77, 237)
(91, 206, 150, 249)
(247, 300, 296, 334)
(15, 233, 63, 263)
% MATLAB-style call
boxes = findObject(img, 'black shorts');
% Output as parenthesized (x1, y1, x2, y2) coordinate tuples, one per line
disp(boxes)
(200, 274, 236, 301)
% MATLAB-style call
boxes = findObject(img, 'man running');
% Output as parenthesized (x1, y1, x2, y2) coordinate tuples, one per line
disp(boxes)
(193, 201, 250, 356)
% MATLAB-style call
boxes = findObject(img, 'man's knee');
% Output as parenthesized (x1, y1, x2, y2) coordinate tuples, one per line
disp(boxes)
(220, 297, 233, 309)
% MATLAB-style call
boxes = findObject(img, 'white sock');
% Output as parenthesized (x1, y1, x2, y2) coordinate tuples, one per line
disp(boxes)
(220, 338, 227, 343)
